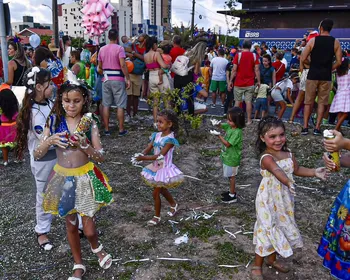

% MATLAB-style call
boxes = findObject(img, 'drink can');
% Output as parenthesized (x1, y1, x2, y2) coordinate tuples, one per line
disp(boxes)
(323, 130, 340, 172)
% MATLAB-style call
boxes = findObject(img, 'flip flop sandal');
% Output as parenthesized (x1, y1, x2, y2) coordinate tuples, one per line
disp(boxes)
(37, 232, 53, 251)
(251, 266, 264, 280)
(91, 244, 112, 270)
(67, 263, 86, 280)
(147, 216, 161, 226)
(265, 260, 290, 273)
(167, 204, 178, 217)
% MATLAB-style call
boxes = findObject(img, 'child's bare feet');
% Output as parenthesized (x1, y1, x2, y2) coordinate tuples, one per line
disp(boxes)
(251, 266, 263, 279)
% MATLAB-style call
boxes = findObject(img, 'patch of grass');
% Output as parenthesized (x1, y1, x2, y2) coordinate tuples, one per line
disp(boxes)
(164, 262, 217, 280)
(231, 208, 255, 230)
(96, 219, 113, 227)
(200, 148, 221, 157)
(181, 218, 225, 241)
(125, 211, 137, 217)
(215, 242, 252, 265)
(118, 271, 133, 280)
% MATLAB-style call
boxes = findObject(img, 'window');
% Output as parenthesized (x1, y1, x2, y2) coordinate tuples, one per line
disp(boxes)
(64, 9, 67, 14)
(65, 17, 67, 22)
(74, 23, 76, 26)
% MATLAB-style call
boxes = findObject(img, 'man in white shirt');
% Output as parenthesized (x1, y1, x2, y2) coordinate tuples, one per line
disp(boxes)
(209, 48, 228, 108)
(271, 73, 299, 119)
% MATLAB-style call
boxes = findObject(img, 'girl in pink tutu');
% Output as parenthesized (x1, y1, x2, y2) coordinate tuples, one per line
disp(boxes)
(330, 57, 350, 131)
(0, 87, 19, 166)
(135, 109, 184, 226)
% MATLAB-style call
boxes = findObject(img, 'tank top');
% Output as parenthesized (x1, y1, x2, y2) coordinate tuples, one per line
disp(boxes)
(13, 60, 27, 86)
(75, 61, 86, 80)
(307, 36, 335, 81)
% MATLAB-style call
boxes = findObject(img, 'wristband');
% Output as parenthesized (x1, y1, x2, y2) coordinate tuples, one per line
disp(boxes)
(80, 143, 90, 150)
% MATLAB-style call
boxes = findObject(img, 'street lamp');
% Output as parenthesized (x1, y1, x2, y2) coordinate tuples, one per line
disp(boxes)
(42, 4, 52, 11)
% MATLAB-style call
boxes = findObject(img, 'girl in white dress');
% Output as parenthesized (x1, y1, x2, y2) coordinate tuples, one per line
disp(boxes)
(251, 116, 327, 279)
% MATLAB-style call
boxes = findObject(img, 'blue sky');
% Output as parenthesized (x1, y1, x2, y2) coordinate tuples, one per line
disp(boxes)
(8, 0, 240, 36)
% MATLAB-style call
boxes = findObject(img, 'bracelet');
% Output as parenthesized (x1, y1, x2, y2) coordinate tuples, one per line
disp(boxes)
(80, 142, 90, 149)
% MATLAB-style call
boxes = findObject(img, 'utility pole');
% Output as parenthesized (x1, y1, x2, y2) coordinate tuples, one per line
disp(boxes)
(191, 0, 195, 38)
(0, 0, 9, 82)
(52, 0, 59, 48)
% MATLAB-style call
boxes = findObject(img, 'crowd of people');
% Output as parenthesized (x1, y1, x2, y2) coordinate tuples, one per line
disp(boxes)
(1, 17, 350, 280)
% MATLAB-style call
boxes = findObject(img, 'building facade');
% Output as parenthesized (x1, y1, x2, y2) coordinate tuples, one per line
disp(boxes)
(218, 0, 350, 49)
(149, 0, 171, 28)
(11, 16, 51, 35)
(132, 19, 165, 40)
(58, 3, 84, 38)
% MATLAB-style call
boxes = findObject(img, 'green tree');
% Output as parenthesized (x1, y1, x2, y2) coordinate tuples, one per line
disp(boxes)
(40, 35, 52, 47)
(71, 37, 84, 49)
(224, 0, 249, 31)
(164, 24, 194, 47)
(218, 35, 239, 47)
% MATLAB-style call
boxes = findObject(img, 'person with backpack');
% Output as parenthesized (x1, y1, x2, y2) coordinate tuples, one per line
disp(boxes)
(228, 40, 261, 125)
(124, 34, 147, 122)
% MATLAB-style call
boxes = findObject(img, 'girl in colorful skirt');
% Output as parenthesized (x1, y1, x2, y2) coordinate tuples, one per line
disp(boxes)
(320, 130, 350, 279)
(0, 86, 19, 166)
(329, 57, 350, 131)
(135, 109, 184, 226)
(33, 80, 113, 280)
(251, 116, 327, 280)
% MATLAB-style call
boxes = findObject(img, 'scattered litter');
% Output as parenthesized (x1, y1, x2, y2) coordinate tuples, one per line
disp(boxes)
(174, 233, 189, 245)
(110, 161, 123, 165)
(234, 230, 242, 235)
(243, 231, 254, 235)
(224, 228, 237, 239)
(157, 257, 191, 261)
(218, 264, 243, 268)
(296, 185, 318, 191)
(245, 259, 253, 268)
(122, 258, 150, 265)
(237, 184, 251, 187)
(167, 252, 172, 256)
(183, 175, 202, 181)
(112, 258, 122, 262)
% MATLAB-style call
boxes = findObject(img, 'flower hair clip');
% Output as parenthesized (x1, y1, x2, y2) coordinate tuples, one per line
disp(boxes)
(26, 67, 40, 93)
(13, 33, 21, 44)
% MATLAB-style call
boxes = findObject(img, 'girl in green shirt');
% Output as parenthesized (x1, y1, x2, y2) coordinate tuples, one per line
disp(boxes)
(212, 107, 245, 203)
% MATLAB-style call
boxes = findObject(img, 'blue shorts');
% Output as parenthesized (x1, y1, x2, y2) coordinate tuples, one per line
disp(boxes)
(255, 98, 268, 112)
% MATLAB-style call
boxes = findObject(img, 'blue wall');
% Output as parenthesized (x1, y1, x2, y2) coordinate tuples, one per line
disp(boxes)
(239, 28, 350, 50)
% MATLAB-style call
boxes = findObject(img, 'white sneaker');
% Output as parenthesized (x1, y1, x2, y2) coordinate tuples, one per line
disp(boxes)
(125, 115, 131, 123)
(140, 98, 146, 102)
(2, 161, 8, 166)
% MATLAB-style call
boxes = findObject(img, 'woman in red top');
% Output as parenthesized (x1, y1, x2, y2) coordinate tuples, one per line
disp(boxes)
(272, 52, 286, 82)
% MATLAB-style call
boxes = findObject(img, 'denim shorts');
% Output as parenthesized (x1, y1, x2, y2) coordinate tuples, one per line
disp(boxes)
(255, 98, 268, 112)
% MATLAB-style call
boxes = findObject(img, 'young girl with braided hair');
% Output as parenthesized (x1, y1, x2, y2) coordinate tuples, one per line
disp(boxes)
(135, 109, 184, 226)
(16, 67, 57, 250)
(33, 79, 113, 279)
(251, 116, 328, 279)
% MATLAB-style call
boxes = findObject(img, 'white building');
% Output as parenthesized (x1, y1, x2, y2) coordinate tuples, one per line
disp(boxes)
(58, 1, 133, 43)
(58, 3, 84, 38)
(11, 16, 51, 35)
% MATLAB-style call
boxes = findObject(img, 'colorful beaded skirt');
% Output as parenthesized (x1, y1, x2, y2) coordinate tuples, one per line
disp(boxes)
(318, 180, 350, 280)
(43, 162, 113, 217)
(0, 122, 17, 148)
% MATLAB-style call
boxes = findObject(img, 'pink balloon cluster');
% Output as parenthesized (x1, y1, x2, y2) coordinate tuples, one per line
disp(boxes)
(81, 0, 115, 40)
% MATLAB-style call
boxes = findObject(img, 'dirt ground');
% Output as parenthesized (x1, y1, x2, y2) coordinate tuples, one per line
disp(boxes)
(1, 114, 349, 280)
